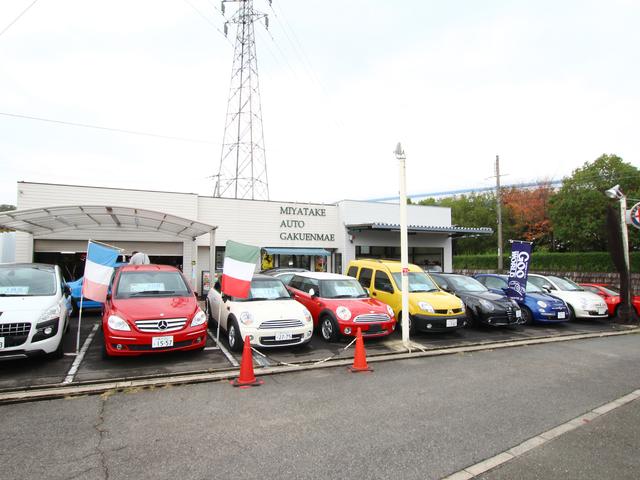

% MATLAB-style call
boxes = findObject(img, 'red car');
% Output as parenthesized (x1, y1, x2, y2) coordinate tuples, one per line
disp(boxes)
(580, 283, 640, 317)
(287, 272, 396, 341)
(102, 264, 207, 357)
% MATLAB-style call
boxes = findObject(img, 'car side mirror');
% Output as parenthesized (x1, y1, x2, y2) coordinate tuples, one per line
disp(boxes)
(289, 290, 295, 298)
(542, 285, 553, 292)
(364, 288, 370, 295)
(106, 293, 112, 301)
(308, 288, 317, 297)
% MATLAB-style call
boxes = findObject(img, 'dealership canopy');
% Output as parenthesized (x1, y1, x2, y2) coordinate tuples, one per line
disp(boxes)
(346, 222, 493, 238)
(0, 205, 216, 240)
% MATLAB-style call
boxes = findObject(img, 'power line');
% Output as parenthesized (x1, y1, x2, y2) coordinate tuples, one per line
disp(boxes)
(0, 0, 40, 39)
(0, 111, 219, 145)
(182, 0, 232, 45)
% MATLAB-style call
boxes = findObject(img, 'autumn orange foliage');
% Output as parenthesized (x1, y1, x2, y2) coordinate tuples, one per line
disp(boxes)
(502, 183, 554, 246)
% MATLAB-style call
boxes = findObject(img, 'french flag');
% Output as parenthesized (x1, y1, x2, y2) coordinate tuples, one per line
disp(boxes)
(82, 241, 120, 302)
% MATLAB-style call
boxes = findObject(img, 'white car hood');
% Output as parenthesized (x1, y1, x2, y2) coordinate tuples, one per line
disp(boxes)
(232, 299, 307, 323)
(0, 295, 58, 322)
(549, 290, 605, 307)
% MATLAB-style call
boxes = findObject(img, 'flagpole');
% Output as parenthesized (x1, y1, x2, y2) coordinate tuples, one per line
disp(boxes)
(76, 295, 84, 354)
(216, 297, 222, 343)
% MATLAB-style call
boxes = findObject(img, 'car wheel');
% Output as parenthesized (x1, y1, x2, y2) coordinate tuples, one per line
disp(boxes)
(396, 312, 416, 334)
(101, 338, 112, 360)
(522, 306, 534, 325)
(320, 315, 339, 342)
(227, 318, 244, 352)
(50, 337, 65, 359)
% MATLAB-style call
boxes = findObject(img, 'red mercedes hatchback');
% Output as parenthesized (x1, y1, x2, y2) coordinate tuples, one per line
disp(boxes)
(287, 272, 396, 342)
(102, 264, 207, 357)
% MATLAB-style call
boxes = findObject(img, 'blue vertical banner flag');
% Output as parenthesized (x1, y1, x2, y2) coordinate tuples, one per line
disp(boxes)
(505, 240, 533, 301)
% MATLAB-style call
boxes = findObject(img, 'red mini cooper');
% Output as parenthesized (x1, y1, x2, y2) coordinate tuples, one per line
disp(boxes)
(287, 272, 396, 341)
(102, 264, 207, 357)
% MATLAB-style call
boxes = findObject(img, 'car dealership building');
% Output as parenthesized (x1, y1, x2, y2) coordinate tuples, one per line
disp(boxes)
(5, 181, 491, 293)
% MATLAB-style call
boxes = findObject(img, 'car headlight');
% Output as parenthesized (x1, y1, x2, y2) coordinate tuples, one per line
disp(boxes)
(386, 304, 394, 317)
(459, 301, 466, 312)
(336, 306, 351, 321)
(38, 304, 61, 323)
(239, 311, 254, 326)
(479, 299, 495, 312)
(302, 307, 313, 323)
(108, 315, 131, 331)
(191, 308, 207, 327)
(537, 300, 548, 308)
(418, 301, 435, 313)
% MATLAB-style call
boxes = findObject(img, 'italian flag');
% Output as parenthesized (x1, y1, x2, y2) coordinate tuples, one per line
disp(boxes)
(221, 240, 260, 298)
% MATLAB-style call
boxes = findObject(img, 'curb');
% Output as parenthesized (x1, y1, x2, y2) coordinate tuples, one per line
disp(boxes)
(0, 328, 637, 405)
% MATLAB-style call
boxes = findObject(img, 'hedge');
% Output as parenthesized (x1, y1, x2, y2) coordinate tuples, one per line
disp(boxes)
(453, 252, 640, 273)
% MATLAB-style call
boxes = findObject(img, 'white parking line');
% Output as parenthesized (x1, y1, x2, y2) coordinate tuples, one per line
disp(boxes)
(441, 388, 640, 479)
(62, 323, 99, 384)
(207, 330, 239, 367)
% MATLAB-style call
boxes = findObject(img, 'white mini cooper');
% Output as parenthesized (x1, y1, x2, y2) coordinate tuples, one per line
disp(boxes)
(205, 274, 313, 351)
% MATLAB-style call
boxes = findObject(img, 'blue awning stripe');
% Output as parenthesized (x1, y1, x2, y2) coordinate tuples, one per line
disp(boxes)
(263, 247, 331, 256)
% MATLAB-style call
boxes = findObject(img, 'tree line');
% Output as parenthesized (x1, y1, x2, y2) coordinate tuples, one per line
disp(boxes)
(418, 154, 640, 254)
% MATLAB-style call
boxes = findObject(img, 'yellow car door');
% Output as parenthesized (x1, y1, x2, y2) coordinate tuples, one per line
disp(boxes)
(371, 269, 400, 315)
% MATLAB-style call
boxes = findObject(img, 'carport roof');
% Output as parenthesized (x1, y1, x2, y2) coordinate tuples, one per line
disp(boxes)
(346, 222, 493, 237)
(0, 205, 217, 240)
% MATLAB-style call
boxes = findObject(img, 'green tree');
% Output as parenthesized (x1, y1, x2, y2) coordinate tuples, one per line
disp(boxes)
(549, 154, 640, 251)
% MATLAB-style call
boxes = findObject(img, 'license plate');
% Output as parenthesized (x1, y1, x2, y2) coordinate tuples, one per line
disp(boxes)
(275, 332, 293, 341)
(515, 310, 522, 318)
(598, 308, 607, 315)
(152, 336, 174, 348)
(446, 319, 457, 327)
(0, 337, 4, 349)
(557, 312, 566, 319)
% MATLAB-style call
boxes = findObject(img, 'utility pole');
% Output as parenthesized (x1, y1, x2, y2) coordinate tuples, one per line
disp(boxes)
(495, 155, 504, 271)
(215, 0, 271, 200)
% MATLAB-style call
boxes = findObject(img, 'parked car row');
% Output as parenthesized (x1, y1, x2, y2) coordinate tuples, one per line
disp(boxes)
(0, 260, 620, 361)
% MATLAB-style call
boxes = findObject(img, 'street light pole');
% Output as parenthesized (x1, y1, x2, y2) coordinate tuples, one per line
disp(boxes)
(606, 184, 632, 322)
(395, 143, 410, 347)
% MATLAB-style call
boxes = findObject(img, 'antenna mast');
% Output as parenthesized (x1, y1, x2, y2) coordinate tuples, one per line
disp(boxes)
(214, 0, 271, 200)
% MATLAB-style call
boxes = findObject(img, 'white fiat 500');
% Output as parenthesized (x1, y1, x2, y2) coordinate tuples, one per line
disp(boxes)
(0, 263, 71, 359)
(206, 274, 313, 351)
(527, 274, 608, 320)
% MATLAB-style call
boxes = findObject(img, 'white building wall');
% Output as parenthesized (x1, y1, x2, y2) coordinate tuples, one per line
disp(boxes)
(337, 200, 451, 227)
(0, 232, 16, 263)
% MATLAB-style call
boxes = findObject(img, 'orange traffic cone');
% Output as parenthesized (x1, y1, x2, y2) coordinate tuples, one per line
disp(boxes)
(231, 336, 264, 388)
(349, 328, 373, 373)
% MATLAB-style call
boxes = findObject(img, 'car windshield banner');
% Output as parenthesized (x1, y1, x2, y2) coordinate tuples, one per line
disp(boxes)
(505, 240, 532, 301)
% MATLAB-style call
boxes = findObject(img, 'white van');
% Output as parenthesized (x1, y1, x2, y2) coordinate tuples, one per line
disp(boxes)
(0, 263, 71, 359)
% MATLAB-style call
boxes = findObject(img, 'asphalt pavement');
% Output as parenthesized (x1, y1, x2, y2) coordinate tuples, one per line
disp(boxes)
(1, 334, 639, 480)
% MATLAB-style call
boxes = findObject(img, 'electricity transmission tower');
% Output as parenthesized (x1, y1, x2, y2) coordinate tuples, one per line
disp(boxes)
(214, 0, 271, 200)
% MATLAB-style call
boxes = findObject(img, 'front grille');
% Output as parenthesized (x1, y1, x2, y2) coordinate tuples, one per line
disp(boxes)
(259, 334, 304, 345)
(258, 319, 304, 329)
(126, 340, 193, 351)
(0, 323, 31, 336)
(434, 308, 465, 315)
(1, 335, 29, 347)
(353, 314, 390, 323)
(135, 318, 187, 333)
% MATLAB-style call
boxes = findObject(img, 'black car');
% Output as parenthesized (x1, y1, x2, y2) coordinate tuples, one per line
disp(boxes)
(430, 273, 524, 327)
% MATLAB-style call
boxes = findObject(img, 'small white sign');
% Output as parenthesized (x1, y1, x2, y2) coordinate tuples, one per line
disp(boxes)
(0, 337, 4, 349)
(446, 319, 457, 328)
(0, 286, 29, 295)
(558, 311, 566, 319)
(130, 283, 165, 293)
(152, 336, 174, 348)
(275, 332, 293, 341)
(515, 310, 522, 318)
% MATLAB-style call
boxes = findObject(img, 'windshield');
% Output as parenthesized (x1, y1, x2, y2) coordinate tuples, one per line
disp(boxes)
(320, 279, 368, 299)
(116, 271, 190, 298)
(0, 265, 57, 296)
(548, 276, 583, 291)
(524, 281, 543, 293)
(233, 279, 290, 302)
(446, 275, 488, 292)
(391, 272, 440, 293)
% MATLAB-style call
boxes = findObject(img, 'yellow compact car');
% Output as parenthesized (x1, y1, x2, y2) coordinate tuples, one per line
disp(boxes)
(346, 259, 466, 333)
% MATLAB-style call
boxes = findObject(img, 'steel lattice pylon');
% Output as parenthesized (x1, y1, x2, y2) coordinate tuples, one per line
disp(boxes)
(214, 0, 269, 200)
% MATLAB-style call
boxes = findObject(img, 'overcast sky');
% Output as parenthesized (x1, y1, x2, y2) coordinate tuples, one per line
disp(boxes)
(1, 0, 638, 206)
